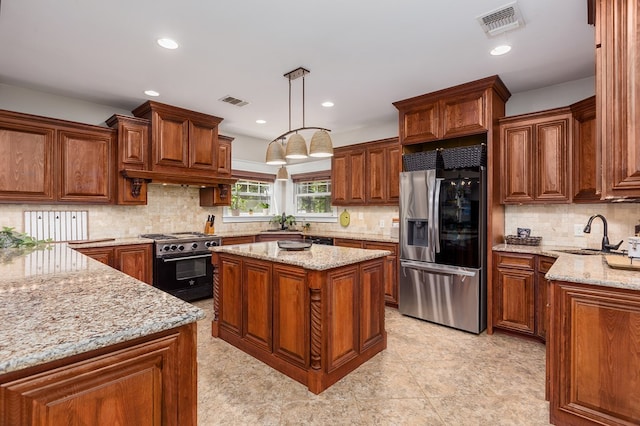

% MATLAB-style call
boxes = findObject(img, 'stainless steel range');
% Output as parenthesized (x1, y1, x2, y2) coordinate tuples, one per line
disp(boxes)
(140, 232, 221, 302)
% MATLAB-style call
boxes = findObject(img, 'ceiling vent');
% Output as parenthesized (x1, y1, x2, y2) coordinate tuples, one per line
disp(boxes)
(219, 95, 249, 107)
(477, 1, 525, 37)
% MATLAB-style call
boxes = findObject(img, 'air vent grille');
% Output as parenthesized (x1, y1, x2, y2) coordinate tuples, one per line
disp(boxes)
(477, 2, 524, 36)
(219, 95, 249, 107)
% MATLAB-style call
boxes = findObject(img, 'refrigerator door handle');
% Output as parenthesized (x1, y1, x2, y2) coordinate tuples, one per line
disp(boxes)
(400, 260, 477, 277)
(432, 178, 442, 254)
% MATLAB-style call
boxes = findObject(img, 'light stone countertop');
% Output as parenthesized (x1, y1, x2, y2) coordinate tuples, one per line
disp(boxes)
(67, 237, 154, 249)
(493, 243, 640, 291)
(211, 241, 391, 271)
(0, 243, 204, 375)
(217, 230, 399, 244)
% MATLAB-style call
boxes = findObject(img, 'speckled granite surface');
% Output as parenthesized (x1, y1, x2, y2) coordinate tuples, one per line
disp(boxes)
(0, 244, 204, 375)
(216, 230, 399, 243)
(493, 244, 640, 291)
(67, 237, 154, 248)
(211, 241, 391, 270)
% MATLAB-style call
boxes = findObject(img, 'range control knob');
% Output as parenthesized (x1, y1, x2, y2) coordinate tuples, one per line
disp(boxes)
(170, 244, 177, 251)
(191, 243, 199, 250)
(205, 241, 211, 247)
(162, 245, 171, 252)
(177, 245, 185, 251)
(209, 241, 219, 247)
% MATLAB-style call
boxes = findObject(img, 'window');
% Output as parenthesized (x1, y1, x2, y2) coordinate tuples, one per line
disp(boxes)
(230, 180, 272, 215)
(291, 171, 335, 218)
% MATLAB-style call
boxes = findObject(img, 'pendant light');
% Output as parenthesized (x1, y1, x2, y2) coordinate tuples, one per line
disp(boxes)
(276, 166, 289, 181)
(266, 67, 333, 165)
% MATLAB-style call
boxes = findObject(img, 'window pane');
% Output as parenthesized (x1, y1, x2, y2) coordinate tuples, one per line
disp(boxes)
(295, 180, 332, 214)
(232, 180, 272, 213)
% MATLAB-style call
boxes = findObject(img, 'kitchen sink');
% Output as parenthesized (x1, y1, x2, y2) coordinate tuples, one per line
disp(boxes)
(262, 229, 300, 233)
(556, 248, 604, 255)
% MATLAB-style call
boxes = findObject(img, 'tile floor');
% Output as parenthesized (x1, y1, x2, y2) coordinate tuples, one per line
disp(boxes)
(192, 299, 550, 425)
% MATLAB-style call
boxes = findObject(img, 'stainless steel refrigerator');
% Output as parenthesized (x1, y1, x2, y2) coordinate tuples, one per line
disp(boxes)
(399, 164, 487, 334)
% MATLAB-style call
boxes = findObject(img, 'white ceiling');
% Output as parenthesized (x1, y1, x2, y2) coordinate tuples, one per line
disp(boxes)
(0, 0, 595, 142)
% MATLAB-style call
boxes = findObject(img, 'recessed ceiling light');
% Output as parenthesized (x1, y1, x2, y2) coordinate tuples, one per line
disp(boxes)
(144, 90, 160, 97)
(157, 38, 178, 49)
(490, 44, 512, 56)
(256, 119, 266, 124)
(321, 101, 334, 107)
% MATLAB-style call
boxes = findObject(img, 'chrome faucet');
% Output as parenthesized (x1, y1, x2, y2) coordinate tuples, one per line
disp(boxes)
(583, 214, 623, 252)
(281, 212, 287, 230)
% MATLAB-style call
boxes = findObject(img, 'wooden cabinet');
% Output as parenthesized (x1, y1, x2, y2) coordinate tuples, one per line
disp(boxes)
(334, 238, 399, 308)
(76, 244, 153, 285)
(106, 114, 150, 205)
(256, 233, 302, 242)
(331, 148, 365, 205)
(0, 110, 115, 204)
(332, 137, 400, 206)
(216, 135, 233, 176)
(499, 108, 572, 204)
(492, 251, 554, 340)
(393, 76, 511, 145)
(212, 251, 386, 394)
(132, 101, 223, 175)
(549, 281, 640, 425)
(221, 235, 256, 245)
(570, 96, 600, 202)
(596, 0, 640, 199)
(0, 323, 197, 426)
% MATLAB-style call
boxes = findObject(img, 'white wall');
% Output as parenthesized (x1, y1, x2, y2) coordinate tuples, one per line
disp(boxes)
(505, 76, 595, 116)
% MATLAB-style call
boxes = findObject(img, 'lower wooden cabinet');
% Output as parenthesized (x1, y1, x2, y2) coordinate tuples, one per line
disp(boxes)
(492, 251, 554, 340)
(549, 281, 640, 425)
(221, 235, 256, 245)
(0, 323, 197, 426)
(256, 233, 302, 242)
(334, 238, 398, 308)
(75, 243, 153, 285)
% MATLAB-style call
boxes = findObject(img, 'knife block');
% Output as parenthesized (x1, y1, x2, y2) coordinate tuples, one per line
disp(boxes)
(204, 222, 215, 235)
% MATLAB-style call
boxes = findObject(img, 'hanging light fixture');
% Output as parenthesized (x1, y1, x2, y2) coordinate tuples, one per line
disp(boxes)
(276, 165, 289, 180)
(265, 67, 333, 165)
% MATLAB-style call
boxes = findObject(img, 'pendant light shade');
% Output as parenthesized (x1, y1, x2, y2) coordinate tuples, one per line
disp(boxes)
(309, 130, 334, 157)
(265, 141, 286, 165)
(285, 133, 308, 159)
(276, 165, 289, 180)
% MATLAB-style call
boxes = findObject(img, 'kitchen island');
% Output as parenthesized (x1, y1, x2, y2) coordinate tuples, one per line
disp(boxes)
(210, 241, 390, 394)
(0, 244, 204, 426)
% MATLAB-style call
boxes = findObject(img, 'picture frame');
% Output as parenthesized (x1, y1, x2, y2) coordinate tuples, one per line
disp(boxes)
(517, 227, 531, 238)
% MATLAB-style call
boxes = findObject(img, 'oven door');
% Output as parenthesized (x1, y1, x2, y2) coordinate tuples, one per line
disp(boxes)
(154, 253, 213, 301)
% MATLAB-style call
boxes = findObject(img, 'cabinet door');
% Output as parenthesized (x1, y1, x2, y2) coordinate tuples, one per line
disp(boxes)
(571, 96, 600, 202)
(534, 116, 571, 202)
(115, 244, 153, 285)
(216, 137, 232, 176)
(219, 255, 243, 337)
(221, 235, 256, 245)
(58, 128, 114, 203)
(349, 150, 366, 203)
(364, 241, 398, 307)
(333, 238, 363, 248)
(331, 152, 349, 204)
(366, 145, 386, 203)
(598, 0, 640, 199)
(536, 256, 555, 341)
(273, 265, 308, 368)
(325, 266, 359, 371)
(152, 109, 189, 170)
(188, 118, 217, 171)
(109, 115, 149, 205)
(399, 101, 440, 144)
(550, 282, 640, 425)
(359, 259, 385, 351)
(493, 253, 536, 335)
(0, 116, 55, 202)
(500, 123, 535, 203)
(441, 91, 487, 138)
(386, 144, 401, 203)
(76, 247, 114, 267)
(242, 259, 272, 352)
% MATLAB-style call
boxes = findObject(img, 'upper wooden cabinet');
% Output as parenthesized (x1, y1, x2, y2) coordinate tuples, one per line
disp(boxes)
(0, 110, 115, 204)
(570, 96, 600, 202)
(393, 76, 511, 145)
(332, 137, 400, 206)
(132, 101, 223, 175)
(216, 135, 233, 176)
(596, 0, 640, 199)
(499, 108, 572, 204)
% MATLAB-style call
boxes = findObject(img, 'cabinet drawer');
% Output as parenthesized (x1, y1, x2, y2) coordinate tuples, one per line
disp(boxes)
(537, 256, 556, 274)
(495, 252, 535, 270)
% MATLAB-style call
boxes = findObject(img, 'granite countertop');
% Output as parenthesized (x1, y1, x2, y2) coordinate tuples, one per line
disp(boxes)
(67, 237, 154, 249)
(493, 243, 640, 291)
(211, 241, 391, 271)
(0, 244, 204, 375)
(216, 230, 399, 244)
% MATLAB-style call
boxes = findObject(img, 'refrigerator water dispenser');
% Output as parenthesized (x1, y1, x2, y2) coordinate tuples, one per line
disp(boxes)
(407, 219, 429, 247)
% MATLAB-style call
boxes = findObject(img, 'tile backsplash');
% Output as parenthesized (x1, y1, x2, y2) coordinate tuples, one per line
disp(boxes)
(505, 203, 640, 249)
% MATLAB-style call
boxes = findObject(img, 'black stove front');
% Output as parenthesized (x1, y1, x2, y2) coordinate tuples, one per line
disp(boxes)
(141, 232, 221, 302)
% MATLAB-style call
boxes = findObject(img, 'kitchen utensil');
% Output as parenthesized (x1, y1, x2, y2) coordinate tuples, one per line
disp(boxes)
(339, 209, 350, 227)
(277, 240, 312, 250)
(628, 236, 640, 259)
(605, 254, 640, 270)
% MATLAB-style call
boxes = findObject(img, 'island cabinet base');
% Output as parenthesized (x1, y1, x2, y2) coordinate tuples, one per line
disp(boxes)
(0, 323, 198, 426)
(549, 281, 640, 425)
(211, 253, 387, 394)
